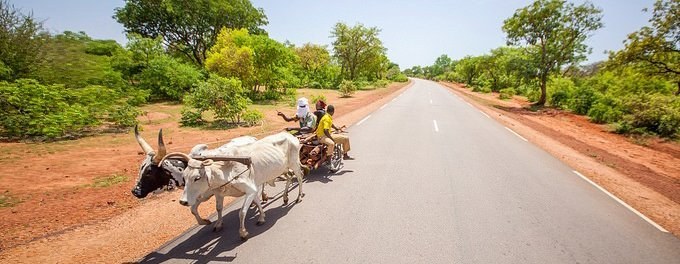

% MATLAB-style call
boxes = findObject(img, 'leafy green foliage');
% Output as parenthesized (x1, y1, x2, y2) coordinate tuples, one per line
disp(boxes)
(339, 80, 357, 97)
(138, 56, 202, 101)
(547, 76, 576, 108)
(294, 43, 339, 88)
(180, 108, 205, 127)
(503, 0, 603, 105)
(608, 0, 680, 95)
(0, 79, 138, 140)
(617, 93, 680, 137)
(32, 32, 126, 89)
(241, 108, 264, 127)
(331, 22, 388, 81)
(499, 88, 517, 100)
(183, 74, 252, 124)
(310, 94, 327, 106)
(114, 0, 267, 65)
(0, 0, 46, 81)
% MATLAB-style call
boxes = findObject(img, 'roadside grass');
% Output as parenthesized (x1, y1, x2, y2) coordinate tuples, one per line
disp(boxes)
(87, 174, 128, 188)
(0, 192, 22, 208)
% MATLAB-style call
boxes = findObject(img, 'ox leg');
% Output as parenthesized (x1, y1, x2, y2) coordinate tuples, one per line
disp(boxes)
(283, 172, 291, 205)
(239, 192, 257, 241)
(213, 194, 225, 232)
(191, 201, 211, 226)
(261, 184, 269, 204)
(292, 167, 305, 203)
(252, 194, 267, 225)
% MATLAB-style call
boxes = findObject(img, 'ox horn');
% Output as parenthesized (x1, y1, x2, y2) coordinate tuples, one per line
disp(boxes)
(159, 152, 191, 166)
(134, 125, 154, 155)
(153, 129, 167, 164)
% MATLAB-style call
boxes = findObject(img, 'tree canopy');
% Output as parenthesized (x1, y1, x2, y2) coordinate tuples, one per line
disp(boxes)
(114, 0, 268, 66)
(503, 0, 603, 105)
(609, 0, 680, 95)
(331, 22, 387, 81)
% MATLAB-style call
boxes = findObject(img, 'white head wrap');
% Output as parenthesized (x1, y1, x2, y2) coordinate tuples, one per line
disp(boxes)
(296, 97, 309, 118)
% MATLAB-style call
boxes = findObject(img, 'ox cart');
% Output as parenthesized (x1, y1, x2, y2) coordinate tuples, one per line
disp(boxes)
(288, 130, 344, 173)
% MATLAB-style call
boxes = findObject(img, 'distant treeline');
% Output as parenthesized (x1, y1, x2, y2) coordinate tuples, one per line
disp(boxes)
(406, 0, 679, 138)
(0, 0, 407, 140)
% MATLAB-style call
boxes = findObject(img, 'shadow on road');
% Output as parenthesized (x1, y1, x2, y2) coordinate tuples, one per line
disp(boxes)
(137, 169, 354, 263)
(138, 200, 295, 263)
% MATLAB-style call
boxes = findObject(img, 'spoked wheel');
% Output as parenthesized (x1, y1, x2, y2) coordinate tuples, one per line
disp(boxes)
(326, 143, 344, 173)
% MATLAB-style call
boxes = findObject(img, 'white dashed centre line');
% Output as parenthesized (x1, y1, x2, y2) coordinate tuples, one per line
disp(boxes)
(433, 120, 439, 132)
(380, 104, 387, 110)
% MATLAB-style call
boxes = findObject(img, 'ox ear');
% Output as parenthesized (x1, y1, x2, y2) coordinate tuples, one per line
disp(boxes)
(135, 125, 155, 155)
(153, 129, 167, 164)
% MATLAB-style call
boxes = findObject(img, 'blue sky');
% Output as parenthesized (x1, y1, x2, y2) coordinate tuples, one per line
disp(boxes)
(12, 0, 655, 69)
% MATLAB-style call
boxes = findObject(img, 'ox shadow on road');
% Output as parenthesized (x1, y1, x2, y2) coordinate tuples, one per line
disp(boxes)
(137, 169, 353, 263)
(138, 194, 295, 263)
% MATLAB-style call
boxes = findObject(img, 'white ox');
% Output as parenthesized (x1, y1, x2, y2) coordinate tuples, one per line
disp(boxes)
(161, 132, 306, 240)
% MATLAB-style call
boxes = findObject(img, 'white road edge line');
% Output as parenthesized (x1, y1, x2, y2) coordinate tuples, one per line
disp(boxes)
(572, 170, 668, 233)
(356, 115, 371, 126)
(430, 99, 433, 104)
(504, 127, 528, 141)
(480, 111, 490, 118)
(433, 120, 439, 132)
(466, 102, 473, 107)
(380, 104, 387, 110)
(391, 98, 396, 102)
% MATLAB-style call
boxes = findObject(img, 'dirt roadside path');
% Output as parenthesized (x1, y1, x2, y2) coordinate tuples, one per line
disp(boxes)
(0, 81, 413, 264)
(439, 81, 680, 237)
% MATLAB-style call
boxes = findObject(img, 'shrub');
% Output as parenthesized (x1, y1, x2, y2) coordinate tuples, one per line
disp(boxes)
(547, 76, 576, 108)
(618, 94, 680, 137)
(180, 108, 204, 127)
(393, 73, 409, 82)
(472, 85, 491, 93)
(354, 80, 371, 90)
(242, 109, 264, 127)
(373, 79, 391, 88)
(568, 86, 600, 115)
(184, 75, 251, 124)
(339, 80, 357, 97)
(0, 79, 137, 140)
(587, 95, 623, 124)
(310, 81, 323, 89)
(310, 94, 327, 106)
(499, 88, 516, 100)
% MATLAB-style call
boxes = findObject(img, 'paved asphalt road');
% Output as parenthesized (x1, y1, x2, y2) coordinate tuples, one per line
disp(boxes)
(139, 79, 680, 264)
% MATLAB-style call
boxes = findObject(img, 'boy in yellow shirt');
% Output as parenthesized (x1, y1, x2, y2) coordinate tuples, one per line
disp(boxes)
(315, 105, 352, 160)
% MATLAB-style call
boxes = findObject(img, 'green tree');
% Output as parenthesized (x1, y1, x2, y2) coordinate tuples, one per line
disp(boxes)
(0, 0, 46, 80)
(205, 28, 295, 93)
(32, 31, 126, 89)
(503, 0, 603, 106)
(331, 22, 387, 81)
(114, 0, 267, 66)
(609, 0, 680, 95)
(184, 74, 251, 123)
(454, 56, 484, 85)
(430, 54, 453, 79)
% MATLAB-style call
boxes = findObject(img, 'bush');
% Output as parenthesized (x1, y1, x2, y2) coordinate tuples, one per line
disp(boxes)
(568, 86, 600, 115)
(499, 88, 516, 100)
(617, 94, 680, 137)
(0, 79, 137, 139)
(472, 86, 491, 93)
(547, 76, 576, 108)
(587, 95, 623, 124)
(242, 109, 264, 127)
(354, 80, 371, 90)
(310, 94, 327, 106)
(393, 73, 409, 82)
(184, 75, 251, 124)
(180, 108, 204, 127)
(373, 79, 391, 88)
(338, 80, 357, 97)
(309, 81, 323, 89)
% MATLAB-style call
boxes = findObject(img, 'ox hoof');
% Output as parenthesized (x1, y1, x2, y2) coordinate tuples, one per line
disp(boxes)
(198, 219, 212, 225)
(213, 225, 223, 232)
(256, 220, 265, 226)
(240, 232, 249, 241)
(283, 198, 289, 205)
